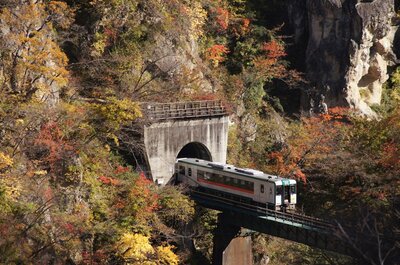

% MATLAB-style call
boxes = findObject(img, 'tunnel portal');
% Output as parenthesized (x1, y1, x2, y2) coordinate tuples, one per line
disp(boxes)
(177, 142, 212, 161)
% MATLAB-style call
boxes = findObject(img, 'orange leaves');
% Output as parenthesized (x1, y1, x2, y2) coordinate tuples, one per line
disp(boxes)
(266, 108, 351, 183)
(293, 169, 307, 183)
(242, 18, 251, 30)
(262, 40, 287, 62)
(98, 175, 121, 186)
(321, 107, 349, 121)
(206, 44, 230, 67)
(267, 150, 307, 183)
(253, 40, 287, 81)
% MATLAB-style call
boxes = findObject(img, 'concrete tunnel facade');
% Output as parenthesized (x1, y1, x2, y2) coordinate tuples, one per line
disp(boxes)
(143, 116, 229, 185)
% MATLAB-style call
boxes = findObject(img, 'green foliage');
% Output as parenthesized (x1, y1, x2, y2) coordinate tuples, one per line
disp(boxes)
(372, 66, 400, 115)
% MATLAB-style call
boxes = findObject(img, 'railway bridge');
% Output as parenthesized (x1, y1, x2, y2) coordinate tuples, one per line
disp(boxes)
(137, 100, 350, 264)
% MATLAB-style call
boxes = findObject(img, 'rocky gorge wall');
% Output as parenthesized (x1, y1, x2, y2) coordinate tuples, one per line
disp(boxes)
(287, 0, 399, 116)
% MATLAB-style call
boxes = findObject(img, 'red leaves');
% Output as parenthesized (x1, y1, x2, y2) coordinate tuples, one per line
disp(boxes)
(211, 7, 229, 32)
(379, 142, 400, 171)
(82, 249, 108, 265)
(130, 173, 159, 214)
(34, 121, 74, 174)
(63, 222, 75, 233)
(114, 165, 130, 174)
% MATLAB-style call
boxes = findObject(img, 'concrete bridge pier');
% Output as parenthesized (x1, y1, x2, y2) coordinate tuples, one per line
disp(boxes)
(213, 213, 253, 265)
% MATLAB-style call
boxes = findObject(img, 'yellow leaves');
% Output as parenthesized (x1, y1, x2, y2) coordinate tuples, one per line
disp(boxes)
(0, 152, 13, 171)
(47, 1, 74, 29)
(0, 2, 70, 100)
(34, 170, 47, 176)
(116, 233, 179, 265)
(92, 32, 107, 57)
(0, 176, 22, 202)
(92, 97, 142, 130)
(117, 233, 155, 262)
(155, 245, 179, 265)
(187, 2, 207, 40)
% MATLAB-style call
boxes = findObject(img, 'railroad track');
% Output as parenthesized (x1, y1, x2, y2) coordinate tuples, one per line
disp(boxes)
(190, 189, 337, 232)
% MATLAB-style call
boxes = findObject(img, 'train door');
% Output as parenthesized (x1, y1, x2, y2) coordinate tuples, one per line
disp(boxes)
(176, 164, 186, 183)
(258, 182, 267, 204)
(283, 185, 290, 204)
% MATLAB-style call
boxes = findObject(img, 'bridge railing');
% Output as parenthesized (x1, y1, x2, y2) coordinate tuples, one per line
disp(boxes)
(191, 189, 337, 233)
(141, 100, 228, 121)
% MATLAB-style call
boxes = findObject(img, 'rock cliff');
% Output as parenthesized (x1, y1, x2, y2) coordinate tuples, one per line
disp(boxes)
(288, 0, 399, 116)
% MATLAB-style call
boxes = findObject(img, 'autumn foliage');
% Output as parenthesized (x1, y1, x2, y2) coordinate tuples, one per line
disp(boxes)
(206, 44, 230, 67)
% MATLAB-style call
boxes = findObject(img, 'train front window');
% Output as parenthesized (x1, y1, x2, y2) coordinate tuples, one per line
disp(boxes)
(179, 166, 185, 175)
(290, 185, 296, 194)
(276, 186, 282, 196)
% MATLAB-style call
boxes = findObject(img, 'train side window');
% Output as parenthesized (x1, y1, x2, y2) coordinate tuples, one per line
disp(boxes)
(217, 174, 224, 183)
(290, 185, 296, 194)
(211, 173, 220, 182)
(260, 184, 264, 193)
(198, 170, 205, 180)
(250, 182, 254, 191)
(188, 168, 192, 177)
(276, 186, 282, 195)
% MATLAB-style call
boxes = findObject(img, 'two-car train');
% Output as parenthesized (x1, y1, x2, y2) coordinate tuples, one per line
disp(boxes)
(175, 158, 297, 211)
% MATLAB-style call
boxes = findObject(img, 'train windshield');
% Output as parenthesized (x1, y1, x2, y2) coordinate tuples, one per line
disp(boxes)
(276, 185, 282, 195)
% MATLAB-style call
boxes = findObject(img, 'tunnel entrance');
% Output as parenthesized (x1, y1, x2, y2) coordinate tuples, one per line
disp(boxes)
(177, 142, 212, 161)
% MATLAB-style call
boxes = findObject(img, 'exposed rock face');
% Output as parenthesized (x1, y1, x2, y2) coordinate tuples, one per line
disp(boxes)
(151, 31, 214, 94)
(288, 0, 399, 116)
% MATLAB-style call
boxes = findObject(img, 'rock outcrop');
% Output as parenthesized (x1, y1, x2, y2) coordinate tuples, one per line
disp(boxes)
(288, 0, 399, 116)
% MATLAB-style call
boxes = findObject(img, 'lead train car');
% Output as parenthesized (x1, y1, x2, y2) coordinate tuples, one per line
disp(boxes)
(175, 158, 296, 211)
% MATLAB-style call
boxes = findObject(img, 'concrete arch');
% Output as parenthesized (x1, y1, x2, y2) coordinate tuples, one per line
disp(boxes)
(144, 116, 229, 185)
(177, 142, 212, 161)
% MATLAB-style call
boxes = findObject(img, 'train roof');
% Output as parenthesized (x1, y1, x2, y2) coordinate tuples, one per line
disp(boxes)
(176, 158, 296, 185)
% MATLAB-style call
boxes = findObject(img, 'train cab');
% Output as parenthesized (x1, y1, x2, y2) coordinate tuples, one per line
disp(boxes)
(275, 179, 297, 211)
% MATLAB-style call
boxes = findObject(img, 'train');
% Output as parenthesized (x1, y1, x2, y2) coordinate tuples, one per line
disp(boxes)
(175, 158, 297, 211)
